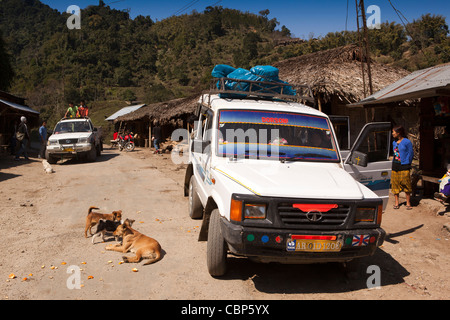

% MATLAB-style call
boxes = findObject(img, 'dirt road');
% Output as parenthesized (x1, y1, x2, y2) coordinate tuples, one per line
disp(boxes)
(1, 147, 449, 301)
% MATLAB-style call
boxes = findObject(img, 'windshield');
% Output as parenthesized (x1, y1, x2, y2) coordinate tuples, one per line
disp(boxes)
(54, 121, 92, 134)
(217, 109, 340, 162)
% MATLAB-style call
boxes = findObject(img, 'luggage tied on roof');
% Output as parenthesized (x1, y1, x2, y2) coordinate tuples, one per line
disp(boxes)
(211, 65, 297, 98)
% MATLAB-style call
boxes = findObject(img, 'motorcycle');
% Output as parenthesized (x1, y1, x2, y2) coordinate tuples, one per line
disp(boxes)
(118, 133, 135, 152)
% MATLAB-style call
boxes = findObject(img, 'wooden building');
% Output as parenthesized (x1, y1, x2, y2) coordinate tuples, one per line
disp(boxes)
(0, 90, 40, 150)
(352, 62, 450, 191)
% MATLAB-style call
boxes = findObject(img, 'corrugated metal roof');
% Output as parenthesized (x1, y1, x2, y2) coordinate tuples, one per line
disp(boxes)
(105, 104, 146, 121)
(0, 99, 40, 115)
(350, 62, 450, 106)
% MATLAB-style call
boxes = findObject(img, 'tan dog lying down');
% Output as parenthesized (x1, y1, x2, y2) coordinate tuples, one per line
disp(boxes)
(85, 206, 123, 238)
(106, 219, 162, 265)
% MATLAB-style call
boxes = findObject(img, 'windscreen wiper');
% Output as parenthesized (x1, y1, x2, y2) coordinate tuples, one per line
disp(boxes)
(244, 150, 286, 159)
(281, 153, 332, 163)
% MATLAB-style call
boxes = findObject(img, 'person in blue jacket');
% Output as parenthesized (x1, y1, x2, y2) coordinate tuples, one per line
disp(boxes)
(391, 125, 414, 210)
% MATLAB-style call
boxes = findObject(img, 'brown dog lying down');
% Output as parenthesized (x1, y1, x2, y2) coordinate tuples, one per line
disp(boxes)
(106, 219, 162, 265)
(85, 206, 123, 238)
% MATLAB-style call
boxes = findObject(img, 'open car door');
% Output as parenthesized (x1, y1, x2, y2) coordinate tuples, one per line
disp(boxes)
(330, 117, 392, 211)
(344, 122, 392, 210)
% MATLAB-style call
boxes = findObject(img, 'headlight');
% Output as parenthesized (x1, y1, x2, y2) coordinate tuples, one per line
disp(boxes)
(244, 204, 267, 220)
(48, 140, 57, 146)
(78, 137, 88, 143)
(355, 207, 376, 222)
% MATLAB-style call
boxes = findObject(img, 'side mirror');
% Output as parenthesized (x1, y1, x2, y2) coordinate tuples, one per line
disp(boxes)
(191, 139, 211, 154)
(349, 151, 368, 167)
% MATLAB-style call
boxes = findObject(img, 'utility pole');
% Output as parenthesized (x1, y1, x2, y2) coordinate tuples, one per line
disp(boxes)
(355, 0, 374, 98)
(355, 0, 374, 123)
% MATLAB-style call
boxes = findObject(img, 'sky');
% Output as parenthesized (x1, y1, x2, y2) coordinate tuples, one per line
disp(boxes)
(40, 0, 450, 38)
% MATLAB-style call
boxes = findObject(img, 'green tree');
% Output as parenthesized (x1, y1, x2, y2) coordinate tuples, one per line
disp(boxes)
(0, 33, 14, 90)
(407, 14, 449, 49)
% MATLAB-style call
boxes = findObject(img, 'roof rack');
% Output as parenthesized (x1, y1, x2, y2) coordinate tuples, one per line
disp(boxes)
(60, 117, 91, 121)
(207, 78, 315, 104)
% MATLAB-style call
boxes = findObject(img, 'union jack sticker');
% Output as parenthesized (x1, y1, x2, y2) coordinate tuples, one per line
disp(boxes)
(352, 235, 370, 247)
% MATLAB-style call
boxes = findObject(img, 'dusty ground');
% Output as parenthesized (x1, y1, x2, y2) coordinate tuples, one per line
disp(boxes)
(0, 145, 449, 301)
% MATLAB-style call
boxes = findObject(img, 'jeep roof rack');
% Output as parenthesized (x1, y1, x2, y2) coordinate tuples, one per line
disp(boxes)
(60, 117, 91, 121)
(206, 78, 315, 105)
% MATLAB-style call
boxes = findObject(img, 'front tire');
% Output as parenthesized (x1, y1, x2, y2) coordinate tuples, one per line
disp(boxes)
(45, 150, 57, 164)
(207, 209, 227, 277)
(87, 145, 97, 162)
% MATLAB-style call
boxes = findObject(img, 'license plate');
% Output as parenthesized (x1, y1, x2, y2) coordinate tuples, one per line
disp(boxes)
(287, 239, 343, 252)
(64, 148, 74, 152)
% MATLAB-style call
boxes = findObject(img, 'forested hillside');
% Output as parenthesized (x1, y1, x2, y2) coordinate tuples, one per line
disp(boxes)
(0, 0, 449, 126)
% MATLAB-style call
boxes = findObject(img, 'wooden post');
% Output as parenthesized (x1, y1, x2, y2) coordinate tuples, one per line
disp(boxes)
(419, 98, 435, 173)
(148, 122, 152, 149)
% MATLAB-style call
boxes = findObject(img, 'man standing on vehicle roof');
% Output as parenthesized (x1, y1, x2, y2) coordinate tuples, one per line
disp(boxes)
(77, 100, 89, 118)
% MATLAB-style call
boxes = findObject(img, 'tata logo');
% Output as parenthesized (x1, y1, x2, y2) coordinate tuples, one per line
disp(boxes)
(306, 210, 323, 222)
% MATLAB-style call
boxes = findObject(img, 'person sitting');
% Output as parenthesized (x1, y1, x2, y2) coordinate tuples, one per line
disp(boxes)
(309, 130, 331, 149)
(77, 100, 89, 118)
(64, 103, 78, 119)
(435, 165, 450, 203)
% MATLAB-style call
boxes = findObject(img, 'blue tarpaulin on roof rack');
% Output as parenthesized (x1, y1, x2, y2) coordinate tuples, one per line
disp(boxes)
(211, 65, 296, 98)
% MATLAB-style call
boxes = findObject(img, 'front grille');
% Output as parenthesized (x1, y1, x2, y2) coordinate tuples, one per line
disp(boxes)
(277, 202, 350, 228)
(59, 139, 78, 144)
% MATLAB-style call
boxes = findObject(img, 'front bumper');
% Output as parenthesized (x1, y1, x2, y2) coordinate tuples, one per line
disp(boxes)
(220, 217, 386, 264)
(47, 144, 93, 156)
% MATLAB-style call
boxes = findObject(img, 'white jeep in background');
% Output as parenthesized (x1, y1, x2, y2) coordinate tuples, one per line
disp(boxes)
(184, 79, 392, 277)
(46, 118, 102, 164)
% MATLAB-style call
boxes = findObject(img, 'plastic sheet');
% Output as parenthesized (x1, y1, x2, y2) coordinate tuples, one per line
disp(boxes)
(212, 64, 296, 98)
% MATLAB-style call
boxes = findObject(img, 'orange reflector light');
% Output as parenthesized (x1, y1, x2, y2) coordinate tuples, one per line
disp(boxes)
(291, 235, 337, 241)
(230, 199, 243, 222)
(293, 204, 338, 212)
(376, 204, 383, 225)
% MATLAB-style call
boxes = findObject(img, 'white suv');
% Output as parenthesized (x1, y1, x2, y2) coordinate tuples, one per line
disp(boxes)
(46, 118, 102, 164)
(184, 82, 392, 277)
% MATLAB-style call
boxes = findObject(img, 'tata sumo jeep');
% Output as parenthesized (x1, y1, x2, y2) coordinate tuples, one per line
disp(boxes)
(184, 78, 391, 277)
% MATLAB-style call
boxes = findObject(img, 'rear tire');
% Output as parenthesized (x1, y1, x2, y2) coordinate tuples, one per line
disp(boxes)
(189, 176, 203, 219)
(207, 209, 227, 277)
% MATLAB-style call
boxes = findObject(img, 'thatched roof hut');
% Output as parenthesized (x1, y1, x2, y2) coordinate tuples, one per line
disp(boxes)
(274, 44, 410, 105)
(115, 95, 198, 126)
(275, 44, 415, 141)
(113, 94, 199, 147)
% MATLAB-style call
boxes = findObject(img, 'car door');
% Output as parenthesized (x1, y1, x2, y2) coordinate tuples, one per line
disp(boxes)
(191, 106, 214, 205)
(343, 122, 392, 210)
(330, 116, 392, 210)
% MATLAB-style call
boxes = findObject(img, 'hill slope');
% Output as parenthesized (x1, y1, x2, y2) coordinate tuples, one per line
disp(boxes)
(0, 0, 448, 128)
